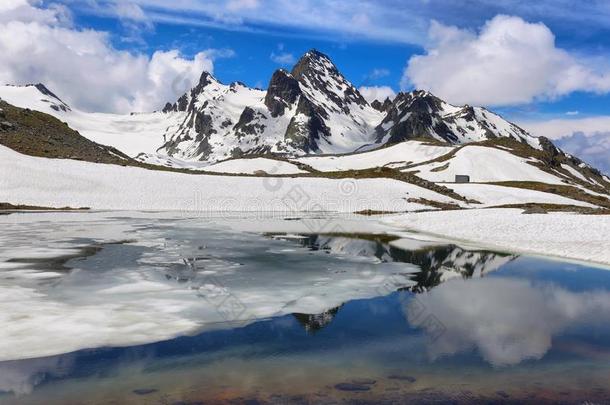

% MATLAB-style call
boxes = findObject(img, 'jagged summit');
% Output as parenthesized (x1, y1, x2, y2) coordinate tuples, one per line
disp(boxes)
(291, 49, 336, 80)
(375, 89, 538, 148)
(3, 51, 547, 164)
(158, 49, 383, 161)
(371, 97, 393, 113)
(264, 69, 300, 117)
(155, 50, 546, 161)
(290, 49, 369, 112)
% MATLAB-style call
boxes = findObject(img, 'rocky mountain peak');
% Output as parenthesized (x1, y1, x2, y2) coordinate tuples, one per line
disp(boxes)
(156, 50, 544, 163)
(197, 71, 216, 88)
(264, 69, 301, 117)
(162, 71, 222, 113)
(290, 49, 368, 115)
(371, 97, 394, 113)
(376, 89, 537, 147)
(393, 90, 445, 113)
(291, 49, 337, 80)
(27, 83, 72, 112)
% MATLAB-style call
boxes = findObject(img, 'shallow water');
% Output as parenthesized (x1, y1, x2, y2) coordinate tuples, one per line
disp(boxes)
(0, 212, 609, 404)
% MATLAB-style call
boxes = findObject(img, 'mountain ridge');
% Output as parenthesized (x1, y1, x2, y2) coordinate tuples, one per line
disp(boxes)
(158, 49, 543, 163)
(0, 49, 607, 193)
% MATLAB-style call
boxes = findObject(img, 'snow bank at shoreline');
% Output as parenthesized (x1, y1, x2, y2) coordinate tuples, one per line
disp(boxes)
(384, 209, 610, 266)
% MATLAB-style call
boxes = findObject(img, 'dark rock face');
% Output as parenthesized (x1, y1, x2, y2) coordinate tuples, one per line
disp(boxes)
(34, 83, 70, 110)
(539, 136, 561, 158)
(291, 49, 368, 113)
(284, 97, 330, 153)
(264, 69, 301, 117)
(132, 388, 158, 396)
(196, 71, 214, 88)
(377, 91, 458, 144)
(537, 135, 608, 183)
(374, 90, 535, 146)
(26, 83, 72, 112)
(162, 72, 215, 114)
(371, 97, 393, 112)
(193, 110, 215, 140)
(0, 121, 15, 131)
(162, 93, 188, 113)
(234, 107, 266, 137)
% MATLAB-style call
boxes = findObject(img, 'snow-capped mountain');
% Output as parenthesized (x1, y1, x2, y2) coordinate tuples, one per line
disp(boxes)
(375, 90, 539, 148)
(157, 50, 547, 162)
(0, 49, 598, 174)
(159, 50, 383, 161)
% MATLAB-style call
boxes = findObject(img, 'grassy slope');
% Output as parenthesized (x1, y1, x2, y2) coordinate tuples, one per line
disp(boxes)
(0, 100, 134, 165)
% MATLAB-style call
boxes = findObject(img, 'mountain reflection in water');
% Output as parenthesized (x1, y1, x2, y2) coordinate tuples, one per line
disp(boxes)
(2, 214, 610, 404)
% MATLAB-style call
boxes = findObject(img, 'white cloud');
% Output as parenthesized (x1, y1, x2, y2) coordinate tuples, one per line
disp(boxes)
(358, 86, 396, 103)
(520, 116, 610, 140)
(565, 110, 579, 116)
(270, 51, 296, 66)
(0, 1, 231, 113)
(0, 0, 71, 24)
(69, 0, 427, 44)
(520, 116, 610, 173)
(112, 0, 148, 22)
(555, 132, 610, 175)
(226, 0, 259, 11)
(51, 1, 610, 47)
(403, 15, 610, 106)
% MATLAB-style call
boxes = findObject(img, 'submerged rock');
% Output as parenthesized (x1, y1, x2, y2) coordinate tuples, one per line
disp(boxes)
(132, 388, 158, 395)
(334, 382, 372, 392)
(387, 375, 417, 383)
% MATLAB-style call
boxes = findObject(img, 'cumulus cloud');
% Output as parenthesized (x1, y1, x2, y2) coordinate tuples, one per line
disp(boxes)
(0, 1, 231, 113)
(403, 15, 610, 106)
(520, 116, 610, 140)
(555, 132, 610, 175)
(270, 51, 296, 66)
(112, 0, 149, 22)
(405, 277, 610, 366)
(359, 86, 396, 103)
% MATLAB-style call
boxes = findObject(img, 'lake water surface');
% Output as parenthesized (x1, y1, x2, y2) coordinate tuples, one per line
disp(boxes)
(1, 212, 609, 404)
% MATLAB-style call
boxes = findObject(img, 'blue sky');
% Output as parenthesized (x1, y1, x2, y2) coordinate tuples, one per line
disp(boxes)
(65, 7, 416, 95)
(1, 0, 610, 173)
(55, 0, 610, 123)
(0, 0, 610, 172)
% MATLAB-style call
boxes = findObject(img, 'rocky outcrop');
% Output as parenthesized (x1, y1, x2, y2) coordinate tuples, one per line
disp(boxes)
(371, 97, 393, 112)
(264, 69, 301, 117)
(375, 90, 533, 147)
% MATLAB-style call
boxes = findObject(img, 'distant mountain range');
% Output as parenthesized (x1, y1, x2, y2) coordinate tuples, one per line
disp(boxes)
(0, 49, 609, 213)
(157, 49, 541, 162)
(0, 49, 585, 165)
